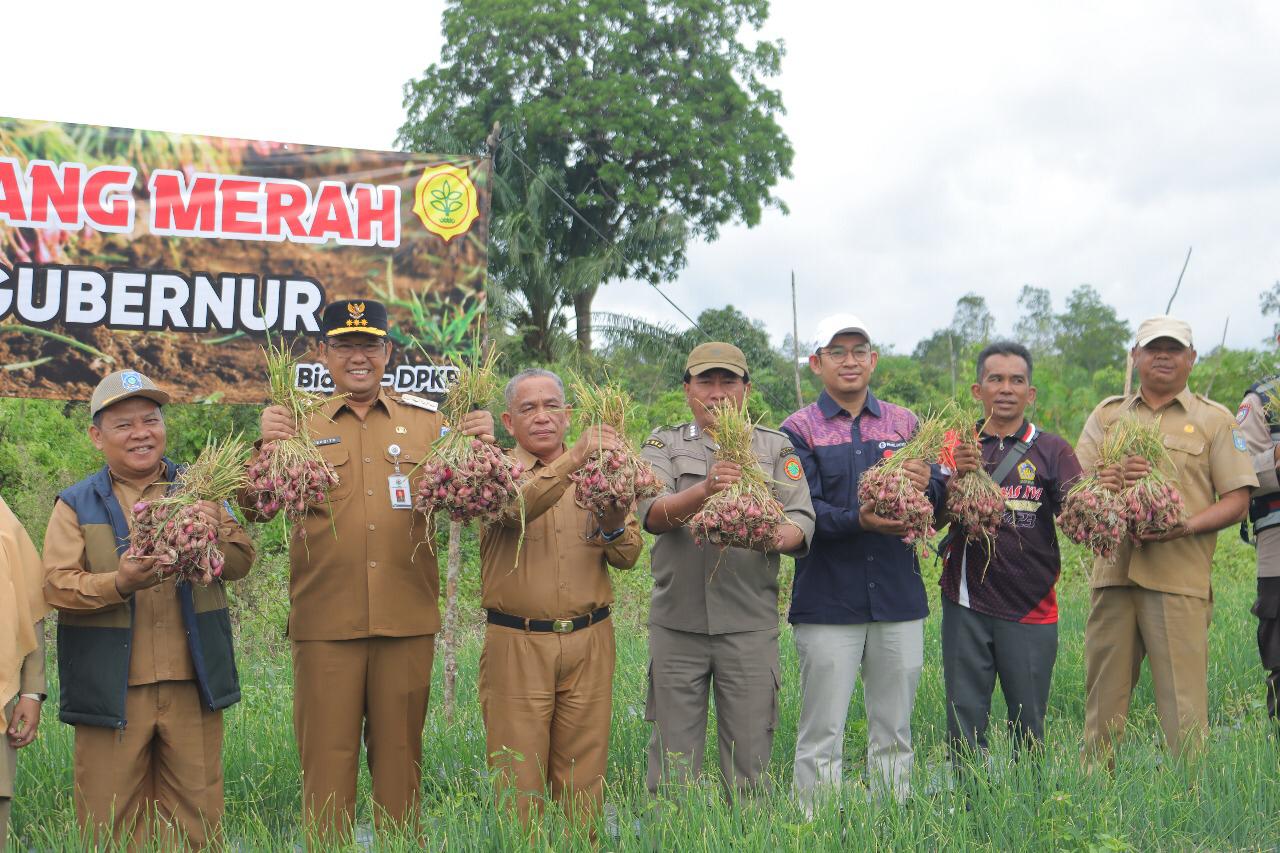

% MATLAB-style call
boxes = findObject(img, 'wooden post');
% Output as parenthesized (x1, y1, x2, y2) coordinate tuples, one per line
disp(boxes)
(791, 271, 803, 408)
(442, 519, 463, 720)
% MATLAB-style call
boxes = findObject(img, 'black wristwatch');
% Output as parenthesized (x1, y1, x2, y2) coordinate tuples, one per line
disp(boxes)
(600, 526, 626, 542)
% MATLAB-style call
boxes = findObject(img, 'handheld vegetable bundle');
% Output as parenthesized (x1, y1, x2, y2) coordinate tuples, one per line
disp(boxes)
(568, 377, 662, 516)
(414, 350, 523, 525)
(944, 416, 1005, 549)
(245, 337, 340, 528)
(689, 401, 788, 551)
(1113, 417, 1186, 542)
(1059, 422, 1131, 559)
(127, 436, 249, 586)
(857, 409, 950, 547)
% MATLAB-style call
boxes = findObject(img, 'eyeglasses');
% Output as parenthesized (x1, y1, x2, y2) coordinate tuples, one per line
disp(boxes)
(327, 340, 387, 358)
(512, 403, 568, 419)
(819, 345, 872, 363)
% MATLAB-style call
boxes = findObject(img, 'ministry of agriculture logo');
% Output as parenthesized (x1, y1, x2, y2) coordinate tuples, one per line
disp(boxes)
(412, 164, 480, 242)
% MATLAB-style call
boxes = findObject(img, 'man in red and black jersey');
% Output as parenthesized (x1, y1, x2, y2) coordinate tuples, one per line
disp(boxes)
(941, 342, 1082, 766)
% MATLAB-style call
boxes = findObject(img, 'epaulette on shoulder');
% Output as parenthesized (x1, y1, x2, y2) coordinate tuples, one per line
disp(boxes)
(1195, 394, 1235, 419)
(753, 424, 787, 438)
(1096, 394, 1127, 408)
(394, 393, 439, 412)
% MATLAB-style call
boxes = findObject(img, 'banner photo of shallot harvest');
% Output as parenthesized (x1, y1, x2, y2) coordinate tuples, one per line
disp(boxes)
(0, 117, 490, 403)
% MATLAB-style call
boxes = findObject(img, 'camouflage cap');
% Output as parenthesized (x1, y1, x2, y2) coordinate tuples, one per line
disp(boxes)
(90, 369, 171, 417)
(684, 342, 748, 377)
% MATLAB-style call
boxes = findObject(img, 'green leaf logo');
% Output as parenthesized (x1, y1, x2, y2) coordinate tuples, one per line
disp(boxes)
(428, 179, 464, 223)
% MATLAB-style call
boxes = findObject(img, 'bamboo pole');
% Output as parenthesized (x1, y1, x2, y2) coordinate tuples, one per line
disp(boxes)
(442, 519, 463, 720)
(791, 271, 803, 408)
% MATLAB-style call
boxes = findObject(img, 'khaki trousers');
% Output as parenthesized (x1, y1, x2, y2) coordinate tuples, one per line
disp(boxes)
(74, 681, 224, 850)
(0, 796, 9, 852)
(1084, 586, 1212, 759)
(0, 696, 14, 850)
(479, 620, 615, 828)
(645, 625, 781, 797)
(291, 634, 434, 840)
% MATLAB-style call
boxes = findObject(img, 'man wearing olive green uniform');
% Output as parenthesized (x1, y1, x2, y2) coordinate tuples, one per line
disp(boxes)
(248, 300, 496, 839)
(45, 371, 255, 848)
(1077, 316, 1255, 759)
(638, 343, 815, 795)
(1, 496, 49, 852)
(1233, 364, 1280, 723)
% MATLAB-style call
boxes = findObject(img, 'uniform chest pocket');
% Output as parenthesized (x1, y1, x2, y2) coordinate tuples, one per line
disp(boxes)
(671, 452, 708, 491)
(1162, 432, 1207, 478)
(317, 445, 354, 502)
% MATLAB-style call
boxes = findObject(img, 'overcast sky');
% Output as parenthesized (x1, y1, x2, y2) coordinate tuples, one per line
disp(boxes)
(8, 1, 1280, 353)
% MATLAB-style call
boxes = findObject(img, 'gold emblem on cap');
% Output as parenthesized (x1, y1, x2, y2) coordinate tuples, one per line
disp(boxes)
(344, 302, 370, 328)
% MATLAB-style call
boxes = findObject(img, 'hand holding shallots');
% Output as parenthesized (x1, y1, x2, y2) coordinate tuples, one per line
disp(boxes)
(568, 377, 663, 518)
(857, 408, 951, 548)
(944, 420, 1005, 549)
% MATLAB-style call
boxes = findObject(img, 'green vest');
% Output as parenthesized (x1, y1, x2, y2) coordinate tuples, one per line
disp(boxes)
(55, 460, 242, 728)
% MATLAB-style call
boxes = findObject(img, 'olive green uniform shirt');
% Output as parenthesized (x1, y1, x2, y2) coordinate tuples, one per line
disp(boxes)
(1076, 387, 1257, 599)
(637, 422, 816, 635)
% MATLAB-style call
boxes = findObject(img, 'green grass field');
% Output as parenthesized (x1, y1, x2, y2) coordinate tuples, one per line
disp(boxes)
(9, 531, 1280, 851)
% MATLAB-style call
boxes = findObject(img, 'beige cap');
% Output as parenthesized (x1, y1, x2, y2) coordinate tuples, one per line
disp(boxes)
(684, 342, 748, 377)
(1135, 315, 1193, 348)
(813, 313, 871, 348)
(90, 370, 170, 417)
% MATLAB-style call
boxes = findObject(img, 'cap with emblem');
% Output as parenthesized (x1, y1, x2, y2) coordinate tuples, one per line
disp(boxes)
(685, 342, 748, 378)
(90, 369, 171, 417)
(1135, 315, 1193, 348)
(320, 299, 389, 337)
(813, 313, 871, 349)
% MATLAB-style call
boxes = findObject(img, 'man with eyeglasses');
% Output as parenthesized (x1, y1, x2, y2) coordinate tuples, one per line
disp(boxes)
(638, 342, 815, 797)
(781, 314, 945, 806)
(478, 368, 642, 832)
(247, 299, 496, 843)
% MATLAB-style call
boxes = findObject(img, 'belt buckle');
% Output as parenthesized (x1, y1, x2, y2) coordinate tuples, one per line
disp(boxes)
(552, 618, 574, 634)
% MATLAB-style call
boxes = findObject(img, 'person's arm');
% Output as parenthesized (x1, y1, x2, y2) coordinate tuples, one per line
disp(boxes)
(592, 502, 643, 570)
(1237, 393, 1279, 492)
(43, 500, 130, 610)
(768, 441, 815, 556)
(495, 426, 623, 529)
(18, 620, 46, 699)
(205, 500, 254, 582)
(1051, 441, 1085, 515)
(780, 423, 862, 538)
(642, 460, 741, 534)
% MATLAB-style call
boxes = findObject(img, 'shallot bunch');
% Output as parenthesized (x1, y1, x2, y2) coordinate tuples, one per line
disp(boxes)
(1111, 417, 1187, 543)
(125, 436, 249, 586)
(944, 421, 1005, 547)
(857, 406, 953, 548)
(568, 377, 662, 516)
(688, 400, 788, 552)
(414, 438, 524, 524)
(1059, 477, 1128, 559)
(244, 335, 341, 530)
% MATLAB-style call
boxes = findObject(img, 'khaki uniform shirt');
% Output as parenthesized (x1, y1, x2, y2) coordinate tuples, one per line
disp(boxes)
(44, 465, 254, 686)
(1236, 386, 1280, 578)
(1076, 387, 1257, 599)
(638, 422, 816, 635)
(276, 390, 445, 641)
(479, 446, 643, 619)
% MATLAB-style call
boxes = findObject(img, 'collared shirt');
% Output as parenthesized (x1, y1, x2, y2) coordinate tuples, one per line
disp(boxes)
(939, 420, 1082, 624)
(261, 389, 445, 641)
(1076, 386, 1257, 599)
(479, 446, 642, 619)
(44, 464, 254, 686)
(638, 423, 816, 636)
(1235, 384, 1280, 578)
(780, 389, 946, 625)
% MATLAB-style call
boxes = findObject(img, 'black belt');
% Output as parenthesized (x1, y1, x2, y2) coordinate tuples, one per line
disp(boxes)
(486, 606, 610, 634)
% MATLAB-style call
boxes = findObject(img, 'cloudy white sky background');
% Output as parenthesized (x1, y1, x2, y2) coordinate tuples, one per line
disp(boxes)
(8, 1, 1280, 353)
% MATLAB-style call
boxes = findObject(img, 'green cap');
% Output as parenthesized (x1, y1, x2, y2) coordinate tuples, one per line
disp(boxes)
(89, 370, 170, 417)
(684, 342, 748, 377)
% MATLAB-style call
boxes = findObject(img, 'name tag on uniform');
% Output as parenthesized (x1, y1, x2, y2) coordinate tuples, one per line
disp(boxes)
(388, 475, 412, 509)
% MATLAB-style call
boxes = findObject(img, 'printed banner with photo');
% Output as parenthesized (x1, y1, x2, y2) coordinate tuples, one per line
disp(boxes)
(0, 117, 490, 403)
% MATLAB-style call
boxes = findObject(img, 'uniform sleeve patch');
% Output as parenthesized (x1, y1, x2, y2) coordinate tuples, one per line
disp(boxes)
(643, 437, 665, 449)
(1236, 403, 1251, 425)
(779, 445, 795, 457)
(784, 457, 804, 480)
(1233, 429, 1247, 451)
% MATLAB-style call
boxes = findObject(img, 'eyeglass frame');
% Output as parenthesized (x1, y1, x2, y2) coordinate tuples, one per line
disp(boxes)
(817, 344, 873, 363)
(324, 339, 390, 358)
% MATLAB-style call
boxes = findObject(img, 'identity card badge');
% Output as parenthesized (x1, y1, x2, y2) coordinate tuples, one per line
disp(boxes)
(388, 443, 412, 509)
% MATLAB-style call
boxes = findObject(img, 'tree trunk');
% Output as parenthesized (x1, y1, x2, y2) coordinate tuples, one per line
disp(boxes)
(573, 285, 598, 354)
(442, 520, 463, 721)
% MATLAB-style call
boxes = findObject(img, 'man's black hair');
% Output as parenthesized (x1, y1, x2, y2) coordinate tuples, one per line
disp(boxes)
(975, 341, 1033, 383)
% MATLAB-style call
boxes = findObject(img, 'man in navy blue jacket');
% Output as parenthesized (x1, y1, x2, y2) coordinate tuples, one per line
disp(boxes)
(781, 314, 945, 806)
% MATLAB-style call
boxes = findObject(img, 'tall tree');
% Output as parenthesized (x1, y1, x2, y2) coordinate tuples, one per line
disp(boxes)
(1261, 280, 1280, 343)
(1013, 285, 1059, 355)
(398, 0, 793, 352)
(1054, 285, 1130, 375)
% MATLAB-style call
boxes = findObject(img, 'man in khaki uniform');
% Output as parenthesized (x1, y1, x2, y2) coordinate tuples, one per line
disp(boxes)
(1233, 363, 1280, 722)
(45, 370, 255, 848)
(639, 343, 816, 796)
(479, 368, 642, 830)
(251, 300, 495, 840)
(1077, 316, 1255, 760)
(1, 496, 49, 851)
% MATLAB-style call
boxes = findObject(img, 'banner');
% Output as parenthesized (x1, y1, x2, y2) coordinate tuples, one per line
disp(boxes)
(0, 118, 490, 403)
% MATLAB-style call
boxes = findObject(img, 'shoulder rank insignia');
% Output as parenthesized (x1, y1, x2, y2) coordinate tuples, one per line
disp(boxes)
(643, 437, 665, 449)
(779, 445, 795, 457)
(399, 393, 439, 412)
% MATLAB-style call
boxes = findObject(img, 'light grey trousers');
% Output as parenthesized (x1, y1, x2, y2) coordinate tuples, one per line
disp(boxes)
(792, 620, 924, 803)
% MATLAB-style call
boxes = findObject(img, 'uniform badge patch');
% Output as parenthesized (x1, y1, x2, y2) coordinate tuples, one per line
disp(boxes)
(643, 437, 665, 449)
(1017, 460, 1037, 483)
(1236, 404, 1251, 425)
(121, 370, 143, 389)
(784, 457, 804, 480)
(1233, 429, 1247, 451)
